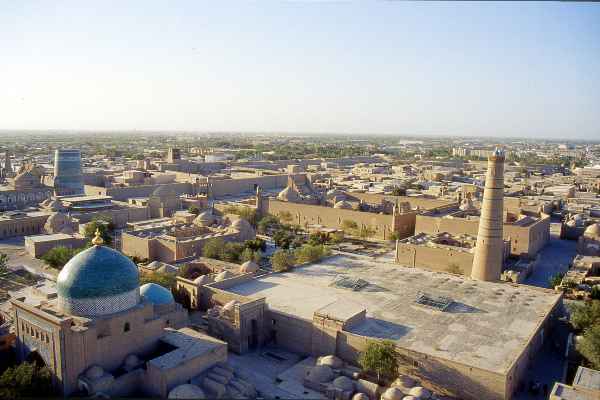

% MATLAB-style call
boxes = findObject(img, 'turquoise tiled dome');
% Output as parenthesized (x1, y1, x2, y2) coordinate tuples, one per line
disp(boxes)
(140, 283, 174, 305)
(57, 244, 140, 317)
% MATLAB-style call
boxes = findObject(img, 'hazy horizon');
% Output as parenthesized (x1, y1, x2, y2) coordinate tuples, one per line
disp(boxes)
(2, 1, 599, 139)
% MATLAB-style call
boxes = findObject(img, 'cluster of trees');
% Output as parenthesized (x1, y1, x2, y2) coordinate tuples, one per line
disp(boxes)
(0, 362, 55, 399)
(271, 243, 331, 272)
(202, 238, 265, 264)
(42, 246, 84, 269)
(570, 300, 600, 369)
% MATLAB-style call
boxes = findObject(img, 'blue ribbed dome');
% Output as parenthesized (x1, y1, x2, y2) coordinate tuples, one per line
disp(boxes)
(140, 283, 174, 305)
(57, 245, 139, 300)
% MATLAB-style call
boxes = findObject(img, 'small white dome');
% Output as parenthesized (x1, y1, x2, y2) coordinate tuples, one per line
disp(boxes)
(353, 394, 370, 400)
(85, 365, 104, 379)
(333, 376, 354, 391)
(306, 365, 334, 383)
(317, 355, 343, 369)
(168, 384, 206, 399)
(382, 387, 405, 400)
(407, 387, 431, 399)
(239, 260, 259, 273)
(215, 270, 233, 282)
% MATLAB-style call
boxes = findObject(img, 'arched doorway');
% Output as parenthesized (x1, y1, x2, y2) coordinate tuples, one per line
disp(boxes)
(25, 350, 46, 367)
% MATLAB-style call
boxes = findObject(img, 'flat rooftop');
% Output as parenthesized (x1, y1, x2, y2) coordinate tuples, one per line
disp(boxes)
(226, 253, 561, 375)
(149, 327, 226, 370)
(25, 233, 75, 242)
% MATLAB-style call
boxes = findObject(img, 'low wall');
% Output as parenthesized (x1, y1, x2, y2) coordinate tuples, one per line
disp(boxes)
(336, 330, 507, 400)
(395, 243, 474, 275)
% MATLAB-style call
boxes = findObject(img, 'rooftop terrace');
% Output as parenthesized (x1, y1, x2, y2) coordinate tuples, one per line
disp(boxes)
(225, 253, 561, 375)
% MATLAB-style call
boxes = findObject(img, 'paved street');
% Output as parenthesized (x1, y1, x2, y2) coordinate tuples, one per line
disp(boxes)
(524, 223, 577, 289)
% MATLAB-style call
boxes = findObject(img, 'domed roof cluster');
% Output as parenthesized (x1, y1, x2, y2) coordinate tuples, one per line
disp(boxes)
(140, 283, 174, 305)
(193, 210, 215, 227)
(57, 233, 140, 317)
(229, 218, 255, 242)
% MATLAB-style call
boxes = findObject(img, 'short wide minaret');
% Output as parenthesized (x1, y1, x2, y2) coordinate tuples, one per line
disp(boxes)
(471, 148, 505, 281)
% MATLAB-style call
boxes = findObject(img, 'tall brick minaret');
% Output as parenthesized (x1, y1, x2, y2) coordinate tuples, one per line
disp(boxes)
(471, 148, 505, 281)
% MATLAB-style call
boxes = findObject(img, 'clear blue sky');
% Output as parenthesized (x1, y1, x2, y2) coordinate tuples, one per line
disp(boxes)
(1, 1, 599, 138)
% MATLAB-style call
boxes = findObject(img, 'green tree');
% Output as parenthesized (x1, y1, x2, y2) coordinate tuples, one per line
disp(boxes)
(0, 253, 8, 274)
(203, 238, 225, 259)
(222, 242, 245, 263)
(257, 215, 281, 234)
(273, 229, 295, 249)
(549, 272, 565, 289)
(241, 248, 261, 264)
(188, 205, 200, 215)
(139, 272, 176, 290)
(271, 249, 295, 272)
(577, 324, 600, 370)
(0, 361, 55, 399)
(293, 244, 330, 264)
(42, 246, 83, 269)
(391, 186, 407, 196)
(591, 286, 600, 300)
(358, 340, 399, 383)
(308, 232, 329, 246)
(244, 238, 267, 252)
(569, 300, 600, 332)
(83, 218, 113, 245)
(278, 211, 293, 224)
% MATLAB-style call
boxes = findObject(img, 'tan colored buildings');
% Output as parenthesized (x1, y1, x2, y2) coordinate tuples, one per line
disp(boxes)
(550, 366, 600, 400)
(9, 239, 234, 398)
(198, 253, 562, 400)
(24, 233, 87, 258)
(121, 212, 255, 263)
(0, 211, 49, 240)
(0, 169, 53, 211)
(414, 211, 550, 258)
